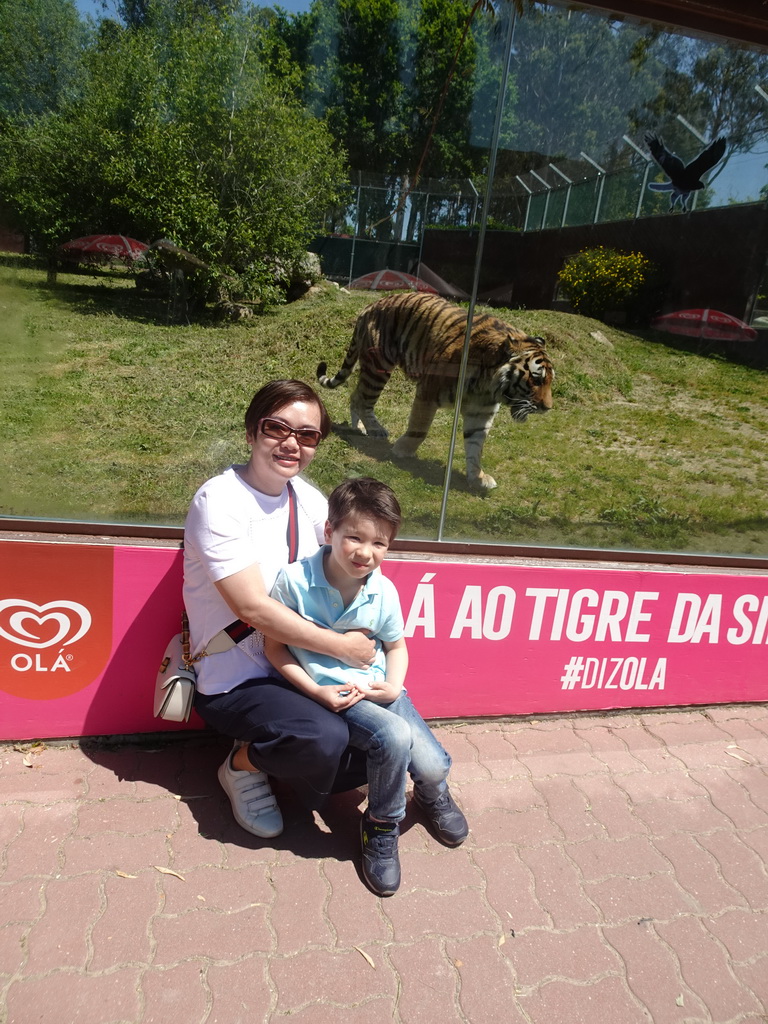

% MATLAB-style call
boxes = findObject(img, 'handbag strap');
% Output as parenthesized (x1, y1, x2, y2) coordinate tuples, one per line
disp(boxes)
(220, 480, 299, 645)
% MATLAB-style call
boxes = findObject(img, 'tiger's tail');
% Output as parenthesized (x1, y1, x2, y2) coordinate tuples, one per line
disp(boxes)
(316, 335, 361, 390)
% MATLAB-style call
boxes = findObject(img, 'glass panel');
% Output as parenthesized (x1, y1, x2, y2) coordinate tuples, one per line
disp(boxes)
(1, 0, 766, 561)
(436, 1, 768, 557)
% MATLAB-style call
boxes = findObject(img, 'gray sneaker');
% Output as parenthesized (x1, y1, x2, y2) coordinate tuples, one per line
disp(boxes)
(218, 748, 283, 838)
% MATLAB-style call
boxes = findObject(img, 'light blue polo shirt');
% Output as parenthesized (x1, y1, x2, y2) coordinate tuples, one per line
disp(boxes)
(270, 546, 405, 687)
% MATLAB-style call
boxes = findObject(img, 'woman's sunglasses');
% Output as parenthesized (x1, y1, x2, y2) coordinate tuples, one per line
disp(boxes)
(258, 417, 323, 448)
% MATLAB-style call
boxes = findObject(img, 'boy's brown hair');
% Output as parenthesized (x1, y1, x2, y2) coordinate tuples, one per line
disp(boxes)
(327, 477, 402, 540)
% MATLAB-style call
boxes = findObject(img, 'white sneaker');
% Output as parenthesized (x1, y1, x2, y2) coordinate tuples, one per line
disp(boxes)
(218, 748, 283, 838)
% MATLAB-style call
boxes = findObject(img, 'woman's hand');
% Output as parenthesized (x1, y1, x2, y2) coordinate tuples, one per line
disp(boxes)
(313, 683, 367, 713)
(335, 628, 376, 670)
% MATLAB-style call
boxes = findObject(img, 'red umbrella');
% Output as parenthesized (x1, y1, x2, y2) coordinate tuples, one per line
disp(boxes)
(651, 308, 757, 342)
(59, 234, 149, 266)
(350, 269, 437, 293)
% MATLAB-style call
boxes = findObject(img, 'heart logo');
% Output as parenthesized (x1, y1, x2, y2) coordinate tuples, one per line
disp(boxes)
(0, 600, 92, 650)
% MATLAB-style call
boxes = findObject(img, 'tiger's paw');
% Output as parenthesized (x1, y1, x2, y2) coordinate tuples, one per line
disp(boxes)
(391, 436, 419, 458)
(470, 473, 497, 491)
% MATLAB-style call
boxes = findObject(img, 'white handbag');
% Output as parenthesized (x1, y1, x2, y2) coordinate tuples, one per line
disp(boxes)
(154, 622, 196, 722)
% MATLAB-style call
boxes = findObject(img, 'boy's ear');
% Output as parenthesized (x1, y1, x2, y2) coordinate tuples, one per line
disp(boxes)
(323, 520, 333, 543)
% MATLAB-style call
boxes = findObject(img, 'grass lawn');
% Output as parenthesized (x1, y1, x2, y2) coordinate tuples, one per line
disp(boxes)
(2, 253, 767, 557)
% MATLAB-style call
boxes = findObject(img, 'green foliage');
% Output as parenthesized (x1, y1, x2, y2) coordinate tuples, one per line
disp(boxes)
(0, 0, 346, 307)
(0, 0, 89, 121)
(557, 246, 660, 322)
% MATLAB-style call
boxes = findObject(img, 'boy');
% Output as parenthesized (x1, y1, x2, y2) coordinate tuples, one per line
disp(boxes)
(266, 477, 467, 896)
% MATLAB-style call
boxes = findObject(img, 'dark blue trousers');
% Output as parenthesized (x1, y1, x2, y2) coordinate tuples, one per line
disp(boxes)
(194, 676, 366, 809)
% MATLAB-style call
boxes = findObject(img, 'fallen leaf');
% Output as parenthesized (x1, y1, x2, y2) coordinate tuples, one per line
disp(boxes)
(154, 866, 185, 881)
(675, 994, 684, 1007)
(115, 870, 137, 879)
(353, 946, 376, 969)
(454, 959, 463, 968)
(724, 749, 751, 764)
(22, 757, 34, 768)
(197, 895, 206, 901)
(498, 933, 506, 947)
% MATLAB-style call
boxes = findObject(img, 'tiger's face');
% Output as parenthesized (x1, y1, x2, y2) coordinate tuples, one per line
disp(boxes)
(498, 338, 554, 422)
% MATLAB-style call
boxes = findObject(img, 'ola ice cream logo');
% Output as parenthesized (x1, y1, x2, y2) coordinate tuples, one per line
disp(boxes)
(0, 544, 113, 700)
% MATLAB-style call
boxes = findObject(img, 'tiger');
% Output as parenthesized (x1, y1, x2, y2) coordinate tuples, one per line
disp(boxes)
(316, 292, 554, 490)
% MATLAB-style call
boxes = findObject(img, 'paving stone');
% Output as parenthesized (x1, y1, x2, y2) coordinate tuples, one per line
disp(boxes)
(446, 934, 528, 1024)
(270, 998, 394, 1024)
(572, 775, 650, 839)
(470, 805, 563, 847)
(399, 845, 483, 894)
(24, 874, 102, 972)
(206, 959, 273, 1024)
(388, 936, 459, 1022)
(1, 876, 45, 924)
(519, 843, 602, 928)
(472, 846, 551, 930)
(1, 803, 76, 882)
(655, 916, 763, 1019)
(0, 766, 88, 803)
(688, 766, 768, 828)
(269, 947, 397, 1009)
(2, 708, 766, 1024)
(586, 872, 696, 925)
(76, 797, 179, 836)
(516, 974, 644, 1023)
(696, 830, 768, 910)
(152, 905, 273, 965)
(603, 920, 710, 1022)
(566, 834, 669, 882)
(702, 907, 768, 964)
(5, 967, 143, 1024)
(517, 749, 607, 778)
(89, 872, 159, 971)
(577, 726, 643, 773)
(652, 832, 748, 914)
(632, 795, 735, 837)
(157, 863, 272, 916)
(505, 924, 622, 988)
(141, 961, 210, 1024)
(383, 884, 499, 942)
(532, 777, 604, 842)
(322, 859, 392, 946)
(0, 923, 29, 977)
(730, 956, 768, 1012)
(269, 860, 332, 952)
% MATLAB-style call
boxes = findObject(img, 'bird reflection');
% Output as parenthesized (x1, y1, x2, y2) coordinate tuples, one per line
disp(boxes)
(645, 132, 726, 212)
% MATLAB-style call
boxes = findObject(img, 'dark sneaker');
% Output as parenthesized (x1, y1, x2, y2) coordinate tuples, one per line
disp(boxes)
(413, 787, 468, 846)
(360, 815, 401, 896)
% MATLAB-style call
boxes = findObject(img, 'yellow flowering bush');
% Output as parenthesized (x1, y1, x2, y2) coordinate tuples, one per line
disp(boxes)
(558, 246, 660, 321)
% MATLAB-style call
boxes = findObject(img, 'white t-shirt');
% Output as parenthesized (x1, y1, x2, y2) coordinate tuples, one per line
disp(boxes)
(183, 466, 327, 695)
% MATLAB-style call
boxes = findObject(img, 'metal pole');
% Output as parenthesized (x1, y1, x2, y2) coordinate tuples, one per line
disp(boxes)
(348, 185, 360, 286)
(436, 6, 517, 540)
(515, 176, 532, 233)
(579, 152, 607, 224)
(529, 170, 551, 229)
(549, 163, 573, 228)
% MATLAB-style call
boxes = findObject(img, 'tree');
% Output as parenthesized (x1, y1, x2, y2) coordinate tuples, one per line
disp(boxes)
(0, 0, 346, 305)
(0, 0, 89, 121)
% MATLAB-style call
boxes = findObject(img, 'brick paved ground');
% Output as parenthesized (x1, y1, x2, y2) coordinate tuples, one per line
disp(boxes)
(1, 704, 767, 1024)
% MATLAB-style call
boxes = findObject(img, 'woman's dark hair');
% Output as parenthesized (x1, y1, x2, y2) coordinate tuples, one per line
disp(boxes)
(244, 380, 331, 439)
(327, 477, 402, 539)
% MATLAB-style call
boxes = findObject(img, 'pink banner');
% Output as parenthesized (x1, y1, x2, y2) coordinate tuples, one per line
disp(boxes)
(1, 539, 766, 740)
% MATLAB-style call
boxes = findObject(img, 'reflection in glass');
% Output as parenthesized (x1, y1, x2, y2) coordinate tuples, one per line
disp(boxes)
(0, 0, 766, 560)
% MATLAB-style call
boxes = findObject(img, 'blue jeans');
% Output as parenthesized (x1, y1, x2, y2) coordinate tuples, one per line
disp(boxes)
(341, 691, 451, 822)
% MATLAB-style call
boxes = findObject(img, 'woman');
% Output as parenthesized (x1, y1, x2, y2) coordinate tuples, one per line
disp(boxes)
(183, 379, 374, 838)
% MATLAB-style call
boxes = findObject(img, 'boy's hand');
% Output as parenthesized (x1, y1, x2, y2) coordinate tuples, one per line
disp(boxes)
(363, 678, 403, 704)
(313, 683, 366, 713)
